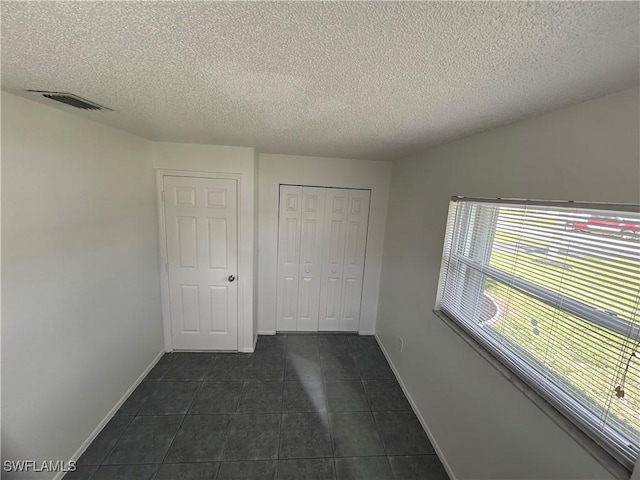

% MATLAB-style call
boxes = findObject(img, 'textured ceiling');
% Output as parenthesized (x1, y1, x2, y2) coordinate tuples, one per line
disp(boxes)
(2, 2, 639, 161)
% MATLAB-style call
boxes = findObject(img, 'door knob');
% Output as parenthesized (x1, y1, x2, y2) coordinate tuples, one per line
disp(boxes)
(331, 269, 337, 273)
(228, 275, 236, 282)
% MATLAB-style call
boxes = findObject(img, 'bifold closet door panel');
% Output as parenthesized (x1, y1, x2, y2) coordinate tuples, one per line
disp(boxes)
(296, 187, 326, 331)
(340, 190, 371, 331)
(276, 185, 303, 331)
(318, 189, 350, 331)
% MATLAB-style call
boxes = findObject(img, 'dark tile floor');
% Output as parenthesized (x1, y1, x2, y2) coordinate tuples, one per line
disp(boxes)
(69, 334, 449, 480)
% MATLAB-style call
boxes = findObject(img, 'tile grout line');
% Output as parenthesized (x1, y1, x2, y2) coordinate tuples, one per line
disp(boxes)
(215, 354, 251, 478)
(84, 414, 135, 471)
(96, 452, 437, 466)
(91, 357, 173, 479)
(356, 337, 396, 478)
(275, 336, 289, 479)
(88, 356, 179, 479)
(370, 405, 396, 480)
(332, 337, 359, 477)
(97, 452, 441, 464)
(213, 411, 235, 480)
(322, 375, 338, 480)
(157, 356, 212, 469)
(95, 354, 182, 479)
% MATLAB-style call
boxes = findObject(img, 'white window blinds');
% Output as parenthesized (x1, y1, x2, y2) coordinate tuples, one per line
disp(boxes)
(437, 197, 640, 469)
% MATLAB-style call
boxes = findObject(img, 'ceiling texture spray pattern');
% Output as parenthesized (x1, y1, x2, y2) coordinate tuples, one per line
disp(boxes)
(2, 1, 638, 161)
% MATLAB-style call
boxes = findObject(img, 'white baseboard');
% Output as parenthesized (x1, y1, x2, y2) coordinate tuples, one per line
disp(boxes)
(54, 350, 165, 480)
(258, 331, 373, 336)
(375, 334, 457, 480)
(241, 331, 258, 353)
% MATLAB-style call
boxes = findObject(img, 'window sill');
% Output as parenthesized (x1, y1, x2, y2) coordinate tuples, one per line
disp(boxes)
(433, 309, 632, 480)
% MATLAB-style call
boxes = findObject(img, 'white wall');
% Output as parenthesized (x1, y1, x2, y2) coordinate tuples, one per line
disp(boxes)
(152, 142, 256, 352)
(257, 153, 392, 334)
(376, 87, 640, 480)
(1, 93, 163, 478)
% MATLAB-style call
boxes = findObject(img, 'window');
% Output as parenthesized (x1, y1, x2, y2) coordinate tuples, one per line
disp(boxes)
(437, 197, 640, 470)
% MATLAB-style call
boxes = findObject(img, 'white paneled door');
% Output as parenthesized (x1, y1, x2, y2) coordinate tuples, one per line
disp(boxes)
(164, 176, 238, 350)
(297, 187, 326, 331)
(276, 185, 370, 332)
(318, 189, 350, 331)
(338, 189, 371, 332)
(276, 186, 303, 332)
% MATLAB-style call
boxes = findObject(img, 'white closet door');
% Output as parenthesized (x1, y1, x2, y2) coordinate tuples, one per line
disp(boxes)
(297, 187, 326, 331)
(276, 186, 303, 331)
(339, 190, 371, 331)
(277, 186, 371, 333)
(318, 189, 350, 331)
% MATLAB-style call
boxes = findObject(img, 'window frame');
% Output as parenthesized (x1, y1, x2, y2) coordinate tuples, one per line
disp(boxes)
(435, 196, 640, 478)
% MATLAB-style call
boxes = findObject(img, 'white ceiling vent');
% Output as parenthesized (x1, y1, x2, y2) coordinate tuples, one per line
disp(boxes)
(27, 90, 112, 111)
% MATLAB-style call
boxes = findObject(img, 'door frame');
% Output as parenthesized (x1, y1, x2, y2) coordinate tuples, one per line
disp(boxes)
(156, 170, 247, 352)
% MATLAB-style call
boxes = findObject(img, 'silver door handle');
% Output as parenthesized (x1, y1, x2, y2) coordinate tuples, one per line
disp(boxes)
(228, 275, 236, 282)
